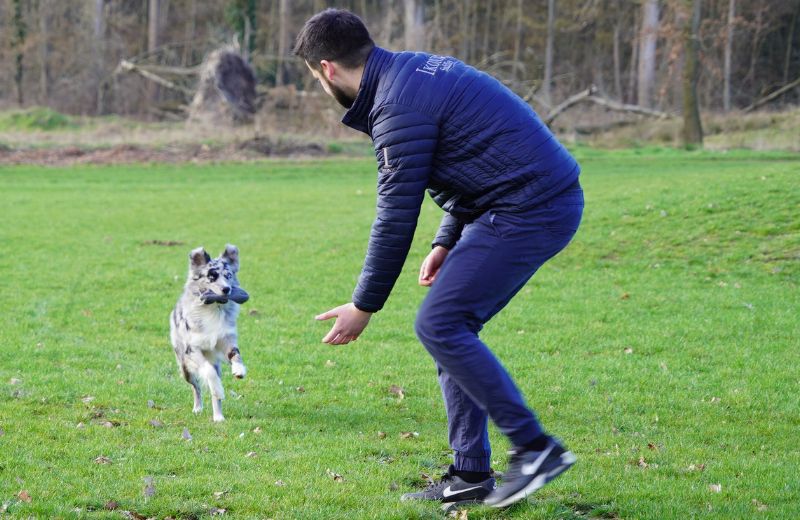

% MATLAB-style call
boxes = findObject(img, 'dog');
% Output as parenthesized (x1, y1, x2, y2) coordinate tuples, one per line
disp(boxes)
(170, 244, 250, 422)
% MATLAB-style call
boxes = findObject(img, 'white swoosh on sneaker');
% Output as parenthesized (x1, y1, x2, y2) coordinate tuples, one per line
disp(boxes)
(520, 444, 554, 476)
(442, 485, 483, 498)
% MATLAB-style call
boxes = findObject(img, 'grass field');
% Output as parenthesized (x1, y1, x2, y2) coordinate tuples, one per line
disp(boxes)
(1, 148, 798, 519)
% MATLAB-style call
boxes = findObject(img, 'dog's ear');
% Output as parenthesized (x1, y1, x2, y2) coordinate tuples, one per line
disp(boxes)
(190, 247, 211, 269)
(222, 244, 239, 271)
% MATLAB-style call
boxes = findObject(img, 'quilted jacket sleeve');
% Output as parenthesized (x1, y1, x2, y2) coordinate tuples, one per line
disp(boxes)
(352, 104, 438, 312)
(432, 213, 464, 249)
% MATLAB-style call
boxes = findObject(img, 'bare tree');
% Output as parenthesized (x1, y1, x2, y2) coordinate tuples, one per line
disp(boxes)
(12, 0, 27, 106)
(275, 0, 291, 85)
(638, 0, 659, 107)
(682, 0, 703, 147)
(543, 0, 556, 104)
(722, 0, 735, 111)
(612, 0, 624, 101)
(404, 0, 425, 51)
(39, 0, 51, 104)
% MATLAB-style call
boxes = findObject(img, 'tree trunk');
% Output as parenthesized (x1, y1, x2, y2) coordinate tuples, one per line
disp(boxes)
(784, 1, 799, 84)
(404, 0, 425, 51)
(543, 0, 556, 104)
(612, 1, 623, 101)
(39, 0, 50, 105)
(182, 0, 197, 66)
(94, 0, 106, 114)
(513, 0, 523, 82)
(722, 0, 735, 111)
(12, 0, 26, 106)
(275, 0, 290, 85)
(682, 0, 703, 148)
(637, 0, 659, 108)
(383, 0, 396, 48)
(148, 0, 160, 53)
(627, 12, 639, 105)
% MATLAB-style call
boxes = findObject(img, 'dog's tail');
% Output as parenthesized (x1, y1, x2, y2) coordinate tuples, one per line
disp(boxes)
(199, 364, 225, 400)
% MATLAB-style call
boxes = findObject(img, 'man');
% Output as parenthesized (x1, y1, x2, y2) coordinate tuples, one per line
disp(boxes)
(296, 9, 583, 509)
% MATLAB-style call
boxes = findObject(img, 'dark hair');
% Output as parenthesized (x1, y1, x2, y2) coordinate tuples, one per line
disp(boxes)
(293, 9, 375, 71)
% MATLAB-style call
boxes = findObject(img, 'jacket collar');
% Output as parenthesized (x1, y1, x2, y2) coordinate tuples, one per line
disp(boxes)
(341, 47, 393, 134)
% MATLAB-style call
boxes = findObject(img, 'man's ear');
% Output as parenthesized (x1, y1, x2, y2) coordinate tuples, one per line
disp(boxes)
(320, 59, 335, 81)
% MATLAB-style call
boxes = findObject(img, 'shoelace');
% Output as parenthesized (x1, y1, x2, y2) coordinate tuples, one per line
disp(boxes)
(424, 473, 454, 491)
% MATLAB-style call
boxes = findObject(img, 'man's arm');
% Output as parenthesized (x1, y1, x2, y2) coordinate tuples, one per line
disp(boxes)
(352, 103, 439, 312)
(317, 103, 438, 344)
(432, 213, 464, 250)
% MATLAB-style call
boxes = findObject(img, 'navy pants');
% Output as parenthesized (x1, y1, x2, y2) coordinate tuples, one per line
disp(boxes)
(415, 183, 584, 472)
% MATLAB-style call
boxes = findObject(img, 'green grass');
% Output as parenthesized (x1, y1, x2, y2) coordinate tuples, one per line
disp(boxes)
(0, 107, 77, 132)
(0, 149, 798, 519)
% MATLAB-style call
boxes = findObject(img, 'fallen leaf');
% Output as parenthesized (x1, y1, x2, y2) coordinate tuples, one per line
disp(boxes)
(620, 292, 630, 300)
(81, 309, 93, 317)
(752, 499, 767, 511)
(147, 400, 155, 408)
(710, 397, 721, 403)
(400, 431, 419, 439)
(76, 422, 85, 429)
(209, 507, 226, 516)
(143, 476, 156, 498)
(449, 508, 469, 519)
(121, 511, 148, 520)
(274, 480, 285, 486)
(213, 491, 229, 499)
(18, 490, 32, 503)
(296, 386, 305, 393)
(420, 472, 435, 486)
(377, 431, 387, 439)
(94, 455, 112, 464)
(148, 419, 164, 428)
(81, 395, 95, 404)
(624, 347, 634, 354)
(102, 421, 118, 428)
(142, 240, 184, 247)
(182, 428, 192, 441)
(647, 443, 658, 451)
(0, 427, 4, 436)
(326, 469, 344, 482)
(389, 385, 405, 400)
(9, 378, 21, 385)
(248, 309, 260, 316)
(325, 359, 336, 367)
(252, 426, 262, 434)
(104, 500, 119, 510)
(637, 457, 649, 468)
(709, 483, 722, 493)
(687, 463, 706, 472)
(245, 451, 257, 458)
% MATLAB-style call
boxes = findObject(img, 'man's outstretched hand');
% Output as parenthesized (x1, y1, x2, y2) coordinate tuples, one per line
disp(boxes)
(419, 245, 450, 286)
(316, 302, 372, 345)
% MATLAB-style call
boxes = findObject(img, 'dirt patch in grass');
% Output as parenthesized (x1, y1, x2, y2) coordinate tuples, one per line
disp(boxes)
(0, 138, 331, 166)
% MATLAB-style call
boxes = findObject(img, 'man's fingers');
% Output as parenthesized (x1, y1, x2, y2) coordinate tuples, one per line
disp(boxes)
(316, 309, 337, 321)
(322, 327, 339, 343)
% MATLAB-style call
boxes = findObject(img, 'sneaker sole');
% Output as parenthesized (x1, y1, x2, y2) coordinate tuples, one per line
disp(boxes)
(489, 451, 576, 509)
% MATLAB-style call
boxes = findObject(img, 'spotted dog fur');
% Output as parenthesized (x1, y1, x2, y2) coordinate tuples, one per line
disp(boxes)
(170, 244, 248, 422)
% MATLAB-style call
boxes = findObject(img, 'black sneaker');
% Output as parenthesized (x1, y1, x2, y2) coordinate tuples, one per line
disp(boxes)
(400, 465, 495, 504)
(483, 438, 576, 508)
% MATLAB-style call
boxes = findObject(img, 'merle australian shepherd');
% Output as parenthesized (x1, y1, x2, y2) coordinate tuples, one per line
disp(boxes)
(170, 245, 249, 422)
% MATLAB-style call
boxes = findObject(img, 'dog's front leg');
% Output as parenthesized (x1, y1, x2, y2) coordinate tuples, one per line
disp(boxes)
(222, 335, 247, 379)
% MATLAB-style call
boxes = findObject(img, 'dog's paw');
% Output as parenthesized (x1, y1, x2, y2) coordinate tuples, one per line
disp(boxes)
(193, 405, 203, 414)
(212, 414, 225, 422)
(231, 362, 247, 379)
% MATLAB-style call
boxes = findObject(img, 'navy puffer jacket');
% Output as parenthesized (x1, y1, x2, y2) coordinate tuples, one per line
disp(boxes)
(343, 47, 580, 312)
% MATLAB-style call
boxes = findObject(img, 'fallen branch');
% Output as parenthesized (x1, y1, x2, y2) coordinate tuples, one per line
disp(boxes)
(115, 59, 194, 96)
(743, 76, 800, 112)
(545, 85, 675, 125)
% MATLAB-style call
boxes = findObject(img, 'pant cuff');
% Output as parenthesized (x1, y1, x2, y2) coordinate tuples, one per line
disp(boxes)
(453, 451, 492, 472)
